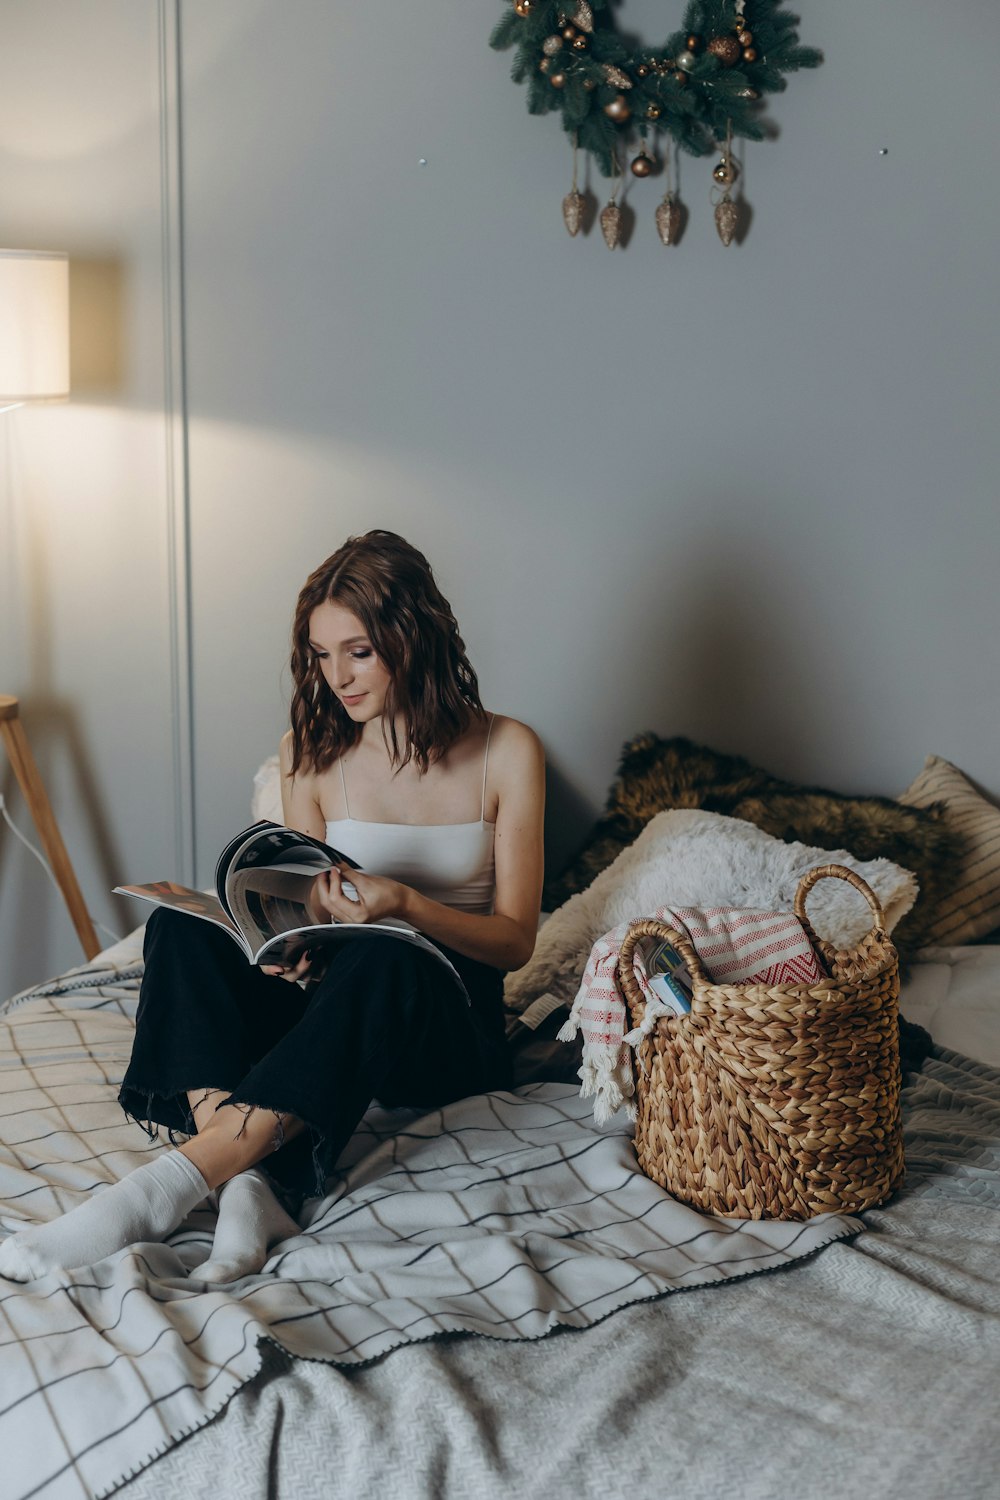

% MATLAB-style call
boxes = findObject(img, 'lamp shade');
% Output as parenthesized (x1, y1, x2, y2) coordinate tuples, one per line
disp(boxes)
(0, 249, 70, 402)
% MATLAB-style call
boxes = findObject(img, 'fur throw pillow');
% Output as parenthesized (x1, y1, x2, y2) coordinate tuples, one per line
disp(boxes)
(542, 735, 964, 958)
(509, 808, 917, 1016)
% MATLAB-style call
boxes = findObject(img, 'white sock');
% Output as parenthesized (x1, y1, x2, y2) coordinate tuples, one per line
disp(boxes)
(0, 1150, 209, 1281)
(196, 1169, 299, 1284)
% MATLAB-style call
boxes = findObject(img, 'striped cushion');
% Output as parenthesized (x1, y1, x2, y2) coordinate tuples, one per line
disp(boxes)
(899, 756, 1000, 945)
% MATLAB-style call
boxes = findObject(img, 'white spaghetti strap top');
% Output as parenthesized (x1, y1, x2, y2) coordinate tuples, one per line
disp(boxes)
(324, 714, 497, 915)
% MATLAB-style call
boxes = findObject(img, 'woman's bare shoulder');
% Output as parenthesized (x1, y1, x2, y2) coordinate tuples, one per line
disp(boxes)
(487, 714, 545, 769)
(278, 729, 327, 784)
(278, 729, 297, 772)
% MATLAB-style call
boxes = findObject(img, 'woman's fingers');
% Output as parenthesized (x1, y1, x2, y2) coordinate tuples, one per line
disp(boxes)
(312, 866, 364, 919)
(261, 949, 312, 982)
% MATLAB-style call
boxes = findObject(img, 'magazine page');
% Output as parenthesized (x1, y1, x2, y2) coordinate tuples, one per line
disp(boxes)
(113, 882, 248, 954)
(218, 822, 362, 920)
(225, 866, 318, 954)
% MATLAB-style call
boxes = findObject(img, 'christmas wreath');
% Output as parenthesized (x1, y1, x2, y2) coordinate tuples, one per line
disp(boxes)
(491, 0, 822, 245)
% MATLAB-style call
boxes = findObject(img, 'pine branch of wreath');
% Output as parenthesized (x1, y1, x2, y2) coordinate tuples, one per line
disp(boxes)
(491, 0, 822, 245)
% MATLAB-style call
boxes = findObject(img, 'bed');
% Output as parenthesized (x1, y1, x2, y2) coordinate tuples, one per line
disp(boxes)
(6, 738, 1000, 1500)
(2, 900, 999, 1500)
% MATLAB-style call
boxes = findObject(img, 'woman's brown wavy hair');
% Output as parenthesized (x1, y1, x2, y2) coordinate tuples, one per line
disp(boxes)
(288, 530, 487, 778)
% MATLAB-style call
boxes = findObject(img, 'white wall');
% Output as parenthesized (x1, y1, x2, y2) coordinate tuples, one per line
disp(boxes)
(1, 0, 998, 999)
(181, 0, 1000, 880)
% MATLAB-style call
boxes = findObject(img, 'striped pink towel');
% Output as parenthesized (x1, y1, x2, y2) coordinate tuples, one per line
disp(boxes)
(557, 905, 823, 1126)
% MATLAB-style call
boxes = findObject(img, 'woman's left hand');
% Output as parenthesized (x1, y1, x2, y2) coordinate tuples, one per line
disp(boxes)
(308, 866, 408, 926)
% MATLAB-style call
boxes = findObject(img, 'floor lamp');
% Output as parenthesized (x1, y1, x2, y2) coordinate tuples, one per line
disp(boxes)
(0, 248, 100, 960)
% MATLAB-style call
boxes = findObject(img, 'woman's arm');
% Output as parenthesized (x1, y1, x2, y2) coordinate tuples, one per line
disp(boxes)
(311, 719, 546, 972)
(278, 730, 327, 839)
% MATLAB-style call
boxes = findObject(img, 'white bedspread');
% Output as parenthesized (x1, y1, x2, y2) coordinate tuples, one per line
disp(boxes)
(0, 952, 858, 1500)
(897, 945, 1000, 1067)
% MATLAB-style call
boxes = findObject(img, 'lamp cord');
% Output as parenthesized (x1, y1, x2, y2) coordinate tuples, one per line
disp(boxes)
(0, 793, 122, 948)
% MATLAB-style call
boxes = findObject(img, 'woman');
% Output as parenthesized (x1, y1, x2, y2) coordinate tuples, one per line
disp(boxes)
(0, 531, 545, 1284)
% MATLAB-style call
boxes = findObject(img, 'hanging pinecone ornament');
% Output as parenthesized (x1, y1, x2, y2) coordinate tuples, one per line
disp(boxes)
(655, 192, 681, 245)
(715, 194, 738, 245)
(562, 188, 584, 235)
(600, 198, 622, 248)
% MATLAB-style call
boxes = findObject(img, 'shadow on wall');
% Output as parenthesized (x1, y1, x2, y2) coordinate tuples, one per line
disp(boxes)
(69, 257, 127, 398)
(543, 754, 595, 880)
(540, 508, 855, 877)
(650, 546, 822, 769)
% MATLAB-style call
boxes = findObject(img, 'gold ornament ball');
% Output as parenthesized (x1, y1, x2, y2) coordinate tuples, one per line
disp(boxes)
(737, 29, 753, 46)
(687, 35, 701, 51)
(513, 0, 534, 15)
(707, 35, 742, 66)
(549, 71, 567, 88)
(562, 24, 578, 40)
(542, 34, 563, 55)
(713, 158, 739, 186)
(631, 153, 654, 178)
(743, 47, 757, 62)
(604, 94, 631, 122)
(538, 57, 551, 72)
(636, 63, 649, 77)
(646, 103, 661, 119)
(572, 33, 588, 49)
(674, 70, 688, 86)
(675, 49, 697, 70)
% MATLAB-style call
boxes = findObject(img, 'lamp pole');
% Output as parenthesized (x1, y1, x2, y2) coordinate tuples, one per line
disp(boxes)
(0, 695, 100, 960)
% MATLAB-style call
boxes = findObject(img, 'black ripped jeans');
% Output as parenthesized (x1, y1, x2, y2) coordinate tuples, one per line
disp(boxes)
(118, 908, 513, 1212)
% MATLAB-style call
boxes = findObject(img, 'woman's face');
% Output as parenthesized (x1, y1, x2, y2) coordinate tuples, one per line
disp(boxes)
(308, 599, 394, 723)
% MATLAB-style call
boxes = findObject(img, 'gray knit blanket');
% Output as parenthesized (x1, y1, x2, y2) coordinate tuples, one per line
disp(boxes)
(119, 1045, 1000, 1500)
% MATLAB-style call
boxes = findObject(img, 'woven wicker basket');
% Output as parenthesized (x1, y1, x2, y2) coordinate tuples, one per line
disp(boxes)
(616, 864, 905, 1221)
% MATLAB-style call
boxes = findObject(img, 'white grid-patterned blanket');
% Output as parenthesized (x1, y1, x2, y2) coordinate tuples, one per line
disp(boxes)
(0, 954, 859, 1500)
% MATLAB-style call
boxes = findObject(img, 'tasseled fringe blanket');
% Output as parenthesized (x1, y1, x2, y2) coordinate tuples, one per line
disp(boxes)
(557, 906, 823, 1125)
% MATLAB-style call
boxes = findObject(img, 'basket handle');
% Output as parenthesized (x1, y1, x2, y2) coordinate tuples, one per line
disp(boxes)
(793, 863, 887, 948)
(617, 918, 710, 1031)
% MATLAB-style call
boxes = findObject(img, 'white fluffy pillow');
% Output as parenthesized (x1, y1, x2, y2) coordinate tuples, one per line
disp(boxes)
(252, 754, 283, 825)
(505, 809, 918, 1014)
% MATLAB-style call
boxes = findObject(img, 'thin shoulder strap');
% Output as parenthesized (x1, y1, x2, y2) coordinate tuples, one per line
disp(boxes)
(481, 714, 495, 822)
(339, 755, 351, 819)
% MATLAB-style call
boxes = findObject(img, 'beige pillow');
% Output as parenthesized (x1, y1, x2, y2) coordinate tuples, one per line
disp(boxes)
(899, 755, 1000, 945)
(252, 754, 283, 824)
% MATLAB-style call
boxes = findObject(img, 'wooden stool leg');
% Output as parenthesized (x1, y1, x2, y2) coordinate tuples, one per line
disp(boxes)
(0, 696, 101, 961)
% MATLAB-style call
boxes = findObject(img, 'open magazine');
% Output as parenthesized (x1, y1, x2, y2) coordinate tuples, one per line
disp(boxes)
(114, 820, 468, 997)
